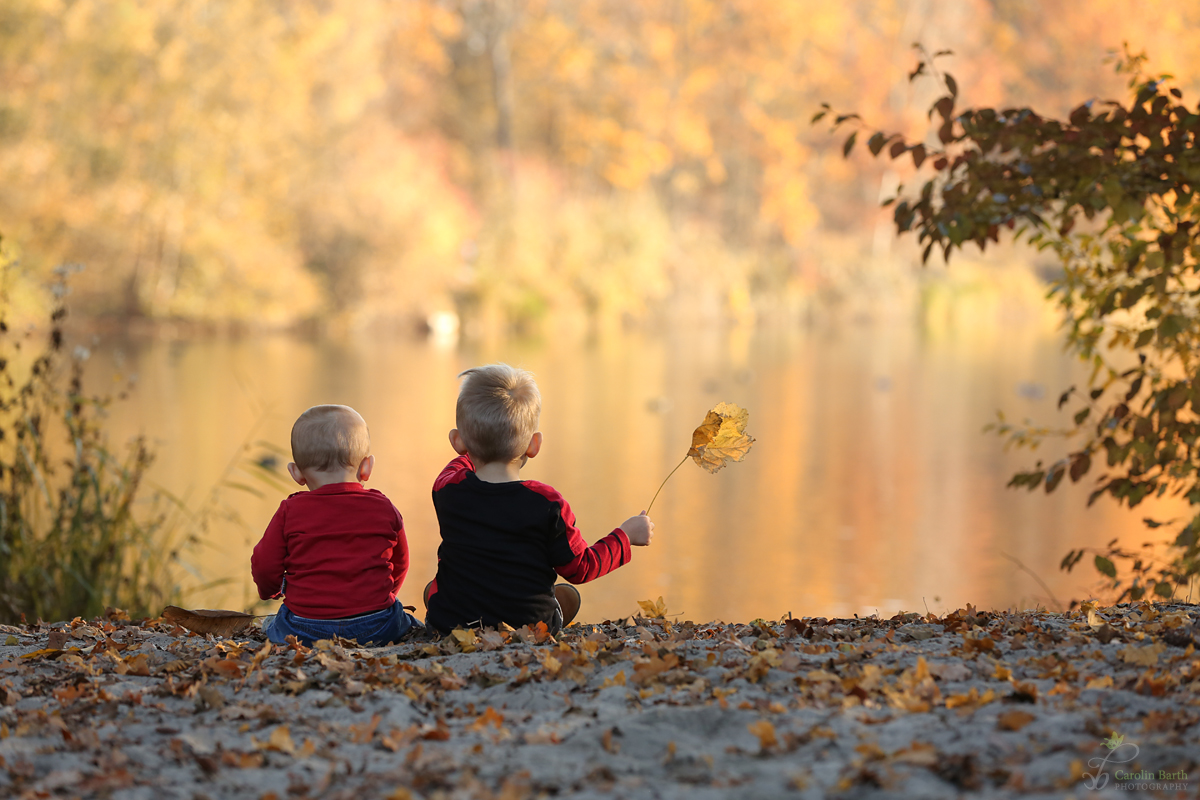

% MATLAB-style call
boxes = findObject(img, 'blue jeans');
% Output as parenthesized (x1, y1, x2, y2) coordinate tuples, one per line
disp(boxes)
(266, 600, 421, 647)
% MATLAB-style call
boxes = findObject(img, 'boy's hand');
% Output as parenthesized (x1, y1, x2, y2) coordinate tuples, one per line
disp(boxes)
(621, 511, 655, 546)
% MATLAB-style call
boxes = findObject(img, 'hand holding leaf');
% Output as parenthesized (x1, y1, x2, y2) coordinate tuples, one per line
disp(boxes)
(647, 402, 755, 512)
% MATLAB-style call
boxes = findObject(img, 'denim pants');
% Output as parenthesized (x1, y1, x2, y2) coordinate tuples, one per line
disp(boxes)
(266, 600, 420, 647)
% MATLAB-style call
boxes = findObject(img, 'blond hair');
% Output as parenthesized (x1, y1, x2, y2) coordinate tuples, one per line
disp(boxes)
(291, 405, 370, 472)
(456, 364, 541, 463)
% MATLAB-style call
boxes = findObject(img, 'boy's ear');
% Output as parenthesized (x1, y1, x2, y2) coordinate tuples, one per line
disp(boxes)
(286, 462, 307, 486)
(525, 431, 542, 459)
(357, 454, 375, 483)
(448, 428, 469, 455)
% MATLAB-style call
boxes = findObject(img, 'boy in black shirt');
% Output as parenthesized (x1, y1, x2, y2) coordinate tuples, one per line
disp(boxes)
(424, 364, 654, 633)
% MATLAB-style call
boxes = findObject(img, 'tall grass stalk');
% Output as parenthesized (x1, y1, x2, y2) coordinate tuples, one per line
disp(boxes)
(0, 262, 180, 622)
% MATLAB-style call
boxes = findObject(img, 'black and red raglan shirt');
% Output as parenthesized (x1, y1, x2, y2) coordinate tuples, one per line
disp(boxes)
(425, 455, 632, 632)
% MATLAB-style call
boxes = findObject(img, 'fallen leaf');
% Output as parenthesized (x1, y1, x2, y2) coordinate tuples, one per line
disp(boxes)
(601, 671, 626, 688)
(1120, 643, 1165, 667)
(688, 402, 756, 473)
(944, 687, 996, 711)
(523, 726, 560, 744)
(46, 630, 70, 650)
(962, 635, 995, 653)
(117, 653, 151, 677)
(261, 725, 296, 755)
(637, 597, 668, 619)
(747, 719, 777, 749)
(469, 707, 504, 732)
(891, 741, 939, 766)
(195, 685, 226, 711)
(450, 628, 477, 652)
(479, 630, 507, 651)
(996, 710, 1036, 731)
(928, 662, 972, 682)
(349, 714, 381, 744)
(161, 606, 258, 637)
(1085, 675, 1114, 690)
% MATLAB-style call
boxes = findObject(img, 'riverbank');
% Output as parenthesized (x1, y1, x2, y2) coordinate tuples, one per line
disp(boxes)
(1, 602, 1198, 799)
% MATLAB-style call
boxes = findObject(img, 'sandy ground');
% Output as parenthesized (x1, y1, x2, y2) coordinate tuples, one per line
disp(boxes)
(1, 602, 1199, 799)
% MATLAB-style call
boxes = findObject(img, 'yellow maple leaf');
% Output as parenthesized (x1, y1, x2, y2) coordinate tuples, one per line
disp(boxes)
(637, 596, 668, 619)
(648, 402, 756, 511)
(688, 402, 755, 473)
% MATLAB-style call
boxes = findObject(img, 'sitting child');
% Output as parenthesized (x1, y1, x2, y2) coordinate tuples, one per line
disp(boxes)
(425, 364, 654, 633)
(251, 404, 421, 646)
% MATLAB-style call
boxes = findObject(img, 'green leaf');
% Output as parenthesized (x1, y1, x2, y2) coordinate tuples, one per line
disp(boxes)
(910, 143, 926, 168)
(1094, 555, 1117, 578)
(842, 131, 857, 158)
(933, 96, 954, 121)
(1045, 461, 1067, 493)
(1069, 452, 1091, 482)
(1157, 314, 1185, 343)
(1152, 581, 1173, 598)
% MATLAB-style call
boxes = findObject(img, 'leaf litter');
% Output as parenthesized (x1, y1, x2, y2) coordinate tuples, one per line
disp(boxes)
(0, 601, 1197, 798)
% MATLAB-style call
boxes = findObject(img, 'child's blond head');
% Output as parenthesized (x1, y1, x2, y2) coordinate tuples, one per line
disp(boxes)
(290, 404, 370, 472)
(456, 364, 541, 463)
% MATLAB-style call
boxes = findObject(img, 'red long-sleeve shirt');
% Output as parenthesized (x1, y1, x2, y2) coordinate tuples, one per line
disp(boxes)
(251, 482, 408, 619)
(425, 455, 631, 632)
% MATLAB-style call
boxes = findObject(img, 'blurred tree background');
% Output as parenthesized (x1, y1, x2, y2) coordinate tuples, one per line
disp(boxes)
(2, 0, 1199, 335)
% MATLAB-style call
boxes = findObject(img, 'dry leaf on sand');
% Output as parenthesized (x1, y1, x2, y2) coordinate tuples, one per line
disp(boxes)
(161, 606, 258, 637)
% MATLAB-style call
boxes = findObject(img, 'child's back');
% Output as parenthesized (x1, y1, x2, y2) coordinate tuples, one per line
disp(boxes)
(425, 365, 653, 633)
(251, 404, 421, 645)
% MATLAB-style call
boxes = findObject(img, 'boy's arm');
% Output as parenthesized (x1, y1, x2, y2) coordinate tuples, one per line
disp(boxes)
(554, 527, 631, 584)
(389, 504, 409, 592)
(250, 502, 288, 600)
(526, 484, 632, 584)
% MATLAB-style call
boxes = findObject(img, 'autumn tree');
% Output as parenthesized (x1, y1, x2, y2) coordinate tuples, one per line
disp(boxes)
(826, 49, 1200, 601)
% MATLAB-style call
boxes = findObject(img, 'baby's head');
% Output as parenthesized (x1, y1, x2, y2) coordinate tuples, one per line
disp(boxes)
(288, 404, 373, 487)
(455, 364, 541, 464)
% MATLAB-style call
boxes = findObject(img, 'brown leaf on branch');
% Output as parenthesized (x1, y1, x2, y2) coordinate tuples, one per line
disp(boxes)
(160, 606, 258, 637)
(688, 402, 755, 473)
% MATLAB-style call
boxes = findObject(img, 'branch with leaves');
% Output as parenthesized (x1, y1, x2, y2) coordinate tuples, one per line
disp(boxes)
(820, 45, 1200, 603)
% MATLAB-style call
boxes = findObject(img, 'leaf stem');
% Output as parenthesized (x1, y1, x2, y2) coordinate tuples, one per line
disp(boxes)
(646, 454, 688, 514)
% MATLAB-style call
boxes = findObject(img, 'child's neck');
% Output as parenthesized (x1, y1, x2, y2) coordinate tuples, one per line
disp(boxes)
(474, 458, 525, 483)
(302, 469, 362, 491)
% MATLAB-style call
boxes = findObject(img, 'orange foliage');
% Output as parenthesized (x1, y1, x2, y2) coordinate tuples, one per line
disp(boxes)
(0, 0, 1198, 329)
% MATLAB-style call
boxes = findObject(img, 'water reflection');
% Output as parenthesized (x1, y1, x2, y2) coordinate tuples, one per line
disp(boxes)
(94, 320, 1185, 623)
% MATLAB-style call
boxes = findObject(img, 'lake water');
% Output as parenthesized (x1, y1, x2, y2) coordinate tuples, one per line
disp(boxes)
(92, 314, 1184, 623)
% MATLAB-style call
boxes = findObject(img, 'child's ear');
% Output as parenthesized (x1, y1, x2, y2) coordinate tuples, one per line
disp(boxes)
(448, 428, 469, 455)
(525, 431, 543, 459)
(286, 462, 307, 486)
(357, 454, 375, 483)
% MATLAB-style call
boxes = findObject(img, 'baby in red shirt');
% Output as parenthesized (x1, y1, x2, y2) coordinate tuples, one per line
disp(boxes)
(251, 404, 421, 645)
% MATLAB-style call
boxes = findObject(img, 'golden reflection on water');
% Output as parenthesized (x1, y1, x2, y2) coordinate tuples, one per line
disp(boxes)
(94, 321, 1187, 623)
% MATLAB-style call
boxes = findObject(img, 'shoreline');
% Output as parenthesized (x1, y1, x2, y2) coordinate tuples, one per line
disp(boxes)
(2, 602, 1198, 798)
